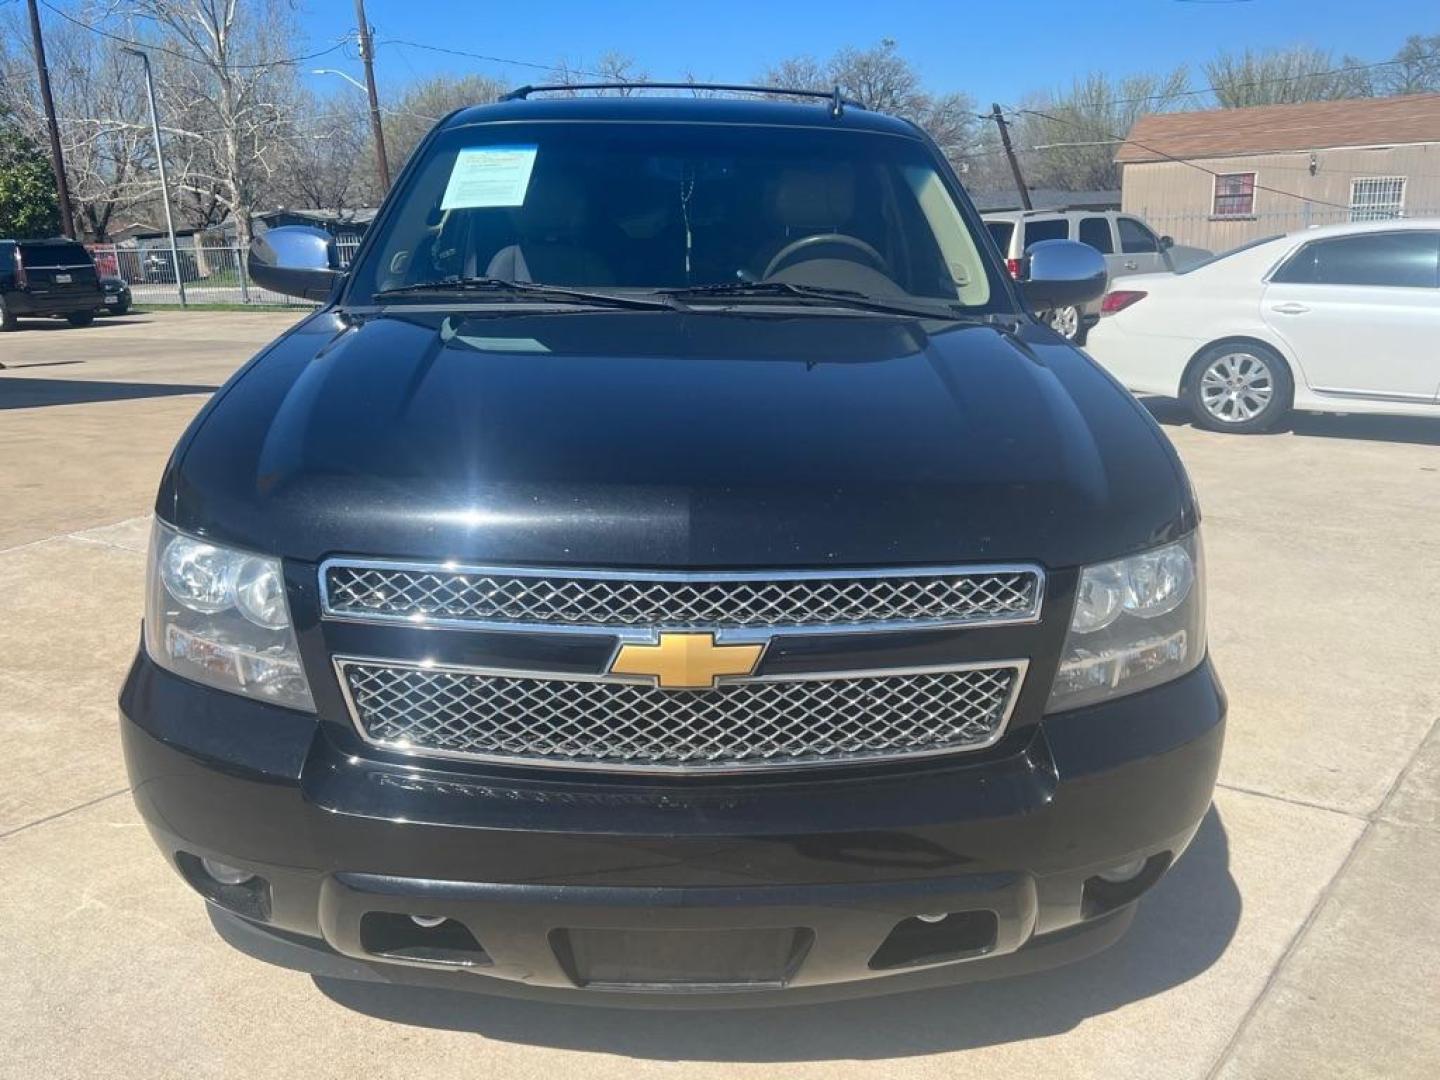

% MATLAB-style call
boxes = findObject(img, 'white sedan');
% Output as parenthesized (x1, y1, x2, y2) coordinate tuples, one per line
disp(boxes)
(1085, 220, 1440, 432)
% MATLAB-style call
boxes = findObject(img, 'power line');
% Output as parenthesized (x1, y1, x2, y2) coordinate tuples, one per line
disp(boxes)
(37, 0, 348, 70)
(379, 39, 610, 79)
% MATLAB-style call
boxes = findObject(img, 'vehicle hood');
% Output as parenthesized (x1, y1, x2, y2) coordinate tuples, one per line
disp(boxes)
(165, 308, 1194, 568)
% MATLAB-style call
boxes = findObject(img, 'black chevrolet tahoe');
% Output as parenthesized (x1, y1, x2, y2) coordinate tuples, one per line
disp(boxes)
(0, 237, 104, 330)
(120, 88, 1225, 1005)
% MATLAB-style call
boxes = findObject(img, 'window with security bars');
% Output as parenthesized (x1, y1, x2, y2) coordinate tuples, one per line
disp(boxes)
(1350, 177, 1406, 222)
(1212, 173, 1256, 217)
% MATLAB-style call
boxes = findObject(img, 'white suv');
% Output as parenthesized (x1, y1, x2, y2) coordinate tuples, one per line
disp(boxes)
(983, 209, 1209, 343)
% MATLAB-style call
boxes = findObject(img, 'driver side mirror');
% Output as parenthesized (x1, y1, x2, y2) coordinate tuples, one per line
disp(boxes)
(1019, 240, 1108, 310)
(248, 226, 342, 302)
(1159, 235, 1175, 251)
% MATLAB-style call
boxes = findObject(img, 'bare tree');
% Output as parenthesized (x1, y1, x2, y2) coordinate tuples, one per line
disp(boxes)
(1376, 34, 1440, 95)
(549, 51, 648, 94)
(760, 40, 980, 167)
(110, 0, 305, 246)
(1016, 68, 1191, 191)
(1205, 46, 1370, 108)
(272, 92, 372, 211)
(0, 14, 153, 239)
(376, 72, 506, 178)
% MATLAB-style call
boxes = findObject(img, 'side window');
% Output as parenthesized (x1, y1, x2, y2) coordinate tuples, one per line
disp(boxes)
(1021, 218, 1068, 249)
(985, 221, 1015, 254)
(1117, 218, 1159, 254)
(1271, 231, 1440, 288)
(1078, 217, 1114, 254)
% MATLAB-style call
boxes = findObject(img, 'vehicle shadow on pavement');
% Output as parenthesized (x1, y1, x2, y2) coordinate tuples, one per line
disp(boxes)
(0, 377, 218, 409)
(313, 808, 1238, 1060)
(1141, 396, 1440, 446)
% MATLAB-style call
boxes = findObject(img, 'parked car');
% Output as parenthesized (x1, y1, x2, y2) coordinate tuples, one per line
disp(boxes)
(100, 275, 132, 315)
(141, 246, 203, 284)
(0, 237, 105, 330)
(1086, 220, 1440, 433)
(983, 209, 1210, 343)
(121, 88, 1224, 1005)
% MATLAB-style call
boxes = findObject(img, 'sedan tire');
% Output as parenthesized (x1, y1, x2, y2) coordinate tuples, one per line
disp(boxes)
(1184, 341, 1292, 434)
(1046, 305, 1084, 343)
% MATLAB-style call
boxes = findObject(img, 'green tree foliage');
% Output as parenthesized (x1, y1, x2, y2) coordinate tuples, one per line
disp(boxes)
(0, 109, 60, 238)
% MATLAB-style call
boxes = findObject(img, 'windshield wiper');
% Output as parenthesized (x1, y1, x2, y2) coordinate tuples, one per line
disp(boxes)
(373, 277, 684, 311)
(658, 281, 971, 319)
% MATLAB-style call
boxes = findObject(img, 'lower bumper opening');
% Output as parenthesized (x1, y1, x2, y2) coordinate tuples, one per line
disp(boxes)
(1082, 852, 1173, 918)
(868, 910, 999, 970)
(551, 926, 815, 993)
(358, 912, 491, 968)
(176, 851, 272, 922)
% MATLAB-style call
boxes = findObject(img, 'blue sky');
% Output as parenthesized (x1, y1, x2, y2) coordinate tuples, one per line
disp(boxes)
(297, 0, 1434, 106)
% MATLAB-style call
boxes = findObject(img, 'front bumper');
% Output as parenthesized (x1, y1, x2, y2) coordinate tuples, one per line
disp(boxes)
(120, 651, 1224, 1003)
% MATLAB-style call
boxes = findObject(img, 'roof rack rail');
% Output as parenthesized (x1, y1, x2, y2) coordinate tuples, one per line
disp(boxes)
(499, 82, 863, 116)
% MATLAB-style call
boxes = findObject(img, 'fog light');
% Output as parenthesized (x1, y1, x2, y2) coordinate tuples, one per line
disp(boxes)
(200, 857, 255, 886)
(1097, 858, 1147, 884)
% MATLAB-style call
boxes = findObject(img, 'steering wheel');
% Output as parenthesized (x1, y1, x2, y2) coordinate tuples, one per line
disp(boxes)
(763, 233, 890, 280)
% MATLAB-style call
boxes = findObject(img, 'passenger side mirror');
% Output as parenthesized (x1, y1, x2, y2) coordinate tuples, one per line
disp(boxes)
(1159, 235, 1175, 251)
(248, 226, 341, 302)
(1020, 240, 1108, 310)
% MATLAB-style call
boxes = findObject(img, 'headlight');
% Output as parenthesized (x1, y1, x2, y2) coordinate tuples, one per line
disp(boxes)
(1047, 533, 1205, 712)
(145, 521, 314, 711)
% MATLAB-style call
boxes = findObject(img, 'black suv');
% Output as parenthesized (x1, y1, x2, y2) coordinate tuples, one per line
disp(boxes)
(120, 88, 1225, 1005)
(0, 237, 104, 330)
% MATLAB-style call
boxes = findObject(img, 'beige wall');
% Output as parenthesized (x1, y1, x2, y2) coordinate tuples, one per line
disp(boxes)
(1120, 143, 1440, 252)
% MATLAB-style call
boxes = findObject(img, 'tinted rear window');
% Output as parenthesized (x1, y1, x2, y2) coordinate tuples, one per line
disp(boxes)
(1078, 217, 1114, 253)
(18, 241, 93, 266)
(1271, 231, 1440, 288)
(986, 221, 1014, 252)
(1022, 219, 1068, 248)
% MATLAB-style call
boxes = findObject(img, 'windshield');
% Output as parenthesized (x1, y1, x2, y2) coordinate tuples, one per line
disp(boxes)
(347, 122, 1007, 311)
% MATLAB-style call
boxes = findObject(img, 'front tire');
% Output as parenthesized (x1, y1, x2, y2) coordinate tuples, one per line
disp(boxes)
(67, 310, 95, 327)
(1184, 342, 1292, 433)
(0, 296, 16, 332)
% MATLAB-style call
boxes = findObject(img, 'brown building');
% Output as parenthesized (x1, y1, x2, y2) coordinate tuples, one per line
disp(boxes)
(1116, 94, 1440, 252)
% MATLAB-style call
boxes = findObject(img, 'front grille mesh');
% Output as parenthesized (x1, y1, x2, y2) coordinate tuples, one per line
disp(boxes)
(323, 565, 1040, 629)
(341, 662, 1022, 771)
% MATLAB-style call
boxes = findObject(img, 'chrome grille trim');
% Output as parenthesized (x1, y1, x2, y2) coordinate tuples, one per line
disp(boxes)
(320, 560, 1044, 635)
(335, 657, 1028, 774)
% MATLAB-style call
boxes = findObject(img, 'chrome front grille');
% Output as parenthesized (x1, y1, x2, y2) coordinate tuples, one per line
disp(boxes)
(321, 562, 1043, 631)
(337, 660, 1026, 772)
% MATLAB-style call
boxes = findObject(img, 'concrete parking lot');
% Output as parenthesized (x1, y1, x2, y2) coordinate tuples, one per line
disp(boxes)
(1, 310, 1437, 1080)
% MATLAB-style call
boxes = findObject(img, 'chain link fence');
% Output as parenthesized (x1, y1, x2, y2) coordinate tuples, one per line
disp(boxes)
(87, 238, 362, 308)
(1134, 206, 1440, 256)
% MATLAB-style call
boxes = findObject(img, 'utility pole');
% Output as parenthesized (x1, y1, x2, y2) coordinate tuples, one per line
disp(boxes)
(991, 103, 1032, 212)
(26, 0, 75, 238)
(353, 0, 391, 192)
(122, 48, 187, 308)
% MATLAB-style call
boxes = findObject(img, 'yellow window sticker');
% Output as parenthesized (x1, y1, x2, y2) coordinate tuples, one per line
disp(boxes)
(440, 145, 538, 210)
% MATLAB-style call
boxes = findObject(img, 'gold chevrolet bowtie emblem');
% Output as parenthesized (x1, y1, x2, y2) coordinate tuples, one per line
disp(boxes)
(609, 632, 765, 690)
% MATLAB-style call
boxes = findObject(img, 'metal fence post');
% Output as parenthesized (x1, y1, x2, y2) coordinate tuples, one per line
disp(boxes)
(237, 243, 251, 304)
